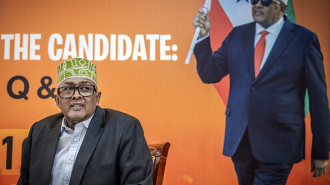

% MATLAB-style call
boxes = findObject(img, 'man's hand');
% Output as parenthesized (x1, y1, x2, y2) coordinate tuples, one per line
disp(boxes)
(193, 9, 211, 39)
(311, 159, 328, 177)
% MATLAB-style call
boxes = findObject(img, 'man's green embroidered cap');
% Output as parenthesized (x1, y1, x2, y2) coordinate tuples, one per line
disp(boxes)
(57, 58, 97, 86)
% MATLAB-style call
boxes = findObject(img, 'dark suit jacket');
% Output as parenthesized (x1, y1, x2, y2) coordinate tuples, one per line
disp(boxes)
(194, 17, 330, 163)
(18, 106, 153, 185)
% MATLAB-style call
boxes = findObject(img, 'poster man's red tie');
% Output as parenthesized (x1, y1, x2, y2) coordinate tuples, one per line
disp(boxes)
(254, 31, 268, 77)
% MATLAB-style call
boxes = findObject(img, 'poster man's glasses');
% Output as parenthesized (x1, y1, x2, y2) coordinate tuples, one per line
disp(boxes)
(251, 0, 283, 7)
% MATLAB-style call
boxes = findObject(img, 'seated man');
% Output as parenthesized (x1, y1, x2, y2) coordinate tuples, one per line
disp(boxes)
(18, 58, 153, 185)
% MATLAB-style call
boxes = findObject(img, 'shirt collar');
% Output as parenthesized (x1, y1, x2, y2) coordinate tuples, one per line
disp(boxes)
(256, 16, 284, 36)
(60, 113, 94, 132)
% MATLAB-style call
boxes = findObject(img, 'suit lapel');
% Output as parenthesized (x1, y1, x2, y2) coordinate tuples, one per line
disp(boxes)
(253, 17, 295, 84)
(245, 23, 257, 80)
(70, 107, 105, 185)
(41, 115, 63, 185)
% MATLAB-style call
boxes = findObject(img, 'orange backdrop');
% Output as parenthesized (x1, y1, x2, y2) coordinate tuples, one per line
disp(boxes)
(0, 0, 329, 184)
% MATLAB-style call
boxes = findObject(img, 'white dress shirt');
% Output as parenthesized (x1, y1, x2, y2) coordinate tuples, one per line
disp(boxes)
(255, 17, 284, 70)
(50, 114, 94, 185)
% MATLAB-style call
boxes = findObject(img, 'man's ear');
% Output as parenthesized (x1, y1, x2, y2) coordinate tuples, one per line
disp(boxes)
(96, 92, 101, 105)
(280, 4, 287, 13)
(55, 94, 61, 108)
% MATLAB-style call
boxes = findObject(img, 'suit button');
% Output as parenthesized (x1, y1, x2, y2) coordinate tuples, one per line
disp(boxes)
(251, 87, 255, 91)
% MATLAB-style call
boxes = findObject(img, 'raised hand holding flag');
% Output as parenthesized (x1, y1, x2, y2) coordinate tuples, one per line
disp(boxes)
(185, 0, 212, 64)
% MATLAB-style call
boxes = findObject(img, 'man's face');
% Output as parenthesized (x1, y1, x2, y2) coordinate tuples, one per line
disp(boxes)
(55, 77, 101, 125)
(252, 0, 286, 28)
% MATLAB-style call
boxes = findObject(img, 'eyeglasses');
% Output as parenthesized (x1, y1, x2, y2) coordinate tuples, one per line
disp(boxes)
(251, 0, 282, 7)
(57, 85, 96, 98)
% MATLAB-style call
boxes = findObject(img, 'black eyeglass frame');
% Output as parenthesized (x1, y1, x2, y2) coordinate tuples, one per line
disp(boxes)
(251, 0, 282, 7)
(57, 85, 97, 98)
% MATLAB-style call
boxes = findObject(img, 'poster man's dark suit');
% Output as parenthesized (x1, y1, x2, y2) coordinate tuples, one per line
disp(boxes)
(18, 106, 153, 185)
(194, 17, 330, 163)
